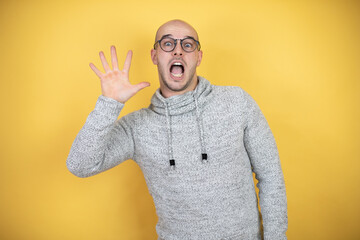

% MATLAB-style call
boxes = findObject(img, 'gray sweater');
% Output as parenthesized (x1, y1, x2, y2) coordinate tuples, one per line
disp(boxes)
(67, 76, 288, 240)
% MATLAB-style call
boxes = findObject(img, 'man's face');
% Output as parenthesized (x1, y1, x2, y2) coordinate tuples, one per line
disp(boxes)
(151, 21, 203, 98)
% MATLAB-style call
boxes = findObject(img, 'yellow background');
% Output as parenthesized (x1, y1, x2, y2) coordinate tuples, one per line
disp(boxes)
(1, 0, 359, 239)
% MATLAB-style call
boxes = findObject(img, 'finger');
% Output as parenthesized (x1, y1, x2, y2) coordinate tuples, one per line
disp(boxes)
(89, 63, 103, 78)
(123, 50, 132, 72)
(99, 51, 111, 73)
(111, 45, 119, 71)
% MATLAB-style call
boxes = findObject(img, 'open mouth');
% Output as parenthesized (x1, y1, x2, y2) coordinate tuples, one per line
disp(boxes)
(170, 62, 184, 79)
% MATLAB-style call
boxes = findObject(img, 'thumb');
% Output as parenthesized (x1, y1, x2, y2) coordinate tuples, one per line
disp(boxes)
(133, 82, 150, 93)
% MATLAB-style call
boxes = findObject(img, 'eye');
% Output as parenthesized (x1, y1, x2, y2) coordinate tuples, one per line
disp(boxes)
(161, 38, 174, 49)
(184, 42, 193, 48)
(164, 41, 173, 47)
(182, 39, 196, 50)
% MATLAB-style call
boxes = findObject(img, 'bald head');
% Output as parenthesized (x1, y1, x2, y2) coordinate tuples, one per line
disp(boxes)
(155, 19, 199, 42)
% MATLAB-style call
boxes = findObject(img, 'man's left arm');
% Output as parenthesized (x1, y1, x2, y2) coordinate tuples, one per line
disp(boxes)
(242, 90, 288, 240)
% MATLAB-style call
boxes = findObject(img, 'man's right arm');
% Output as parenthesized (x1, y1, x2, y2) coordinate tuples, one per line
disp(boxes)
(66, 45, 149, 177)
(66, 95, 135, 178)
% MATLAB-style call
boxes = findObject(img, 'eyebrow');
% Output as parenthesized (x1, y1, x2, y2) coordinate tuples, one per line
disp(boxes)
(159, 34, 172, 40)
(158, 34, 197, 41)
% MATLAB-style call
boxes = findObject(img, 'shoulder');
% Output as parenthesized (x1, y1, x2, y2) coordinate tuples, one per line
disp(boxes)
(209, 83, 262, 114)
(117, 107, 158, 128)
(211, 84, 251, 105)
(119, 107, 148, 122)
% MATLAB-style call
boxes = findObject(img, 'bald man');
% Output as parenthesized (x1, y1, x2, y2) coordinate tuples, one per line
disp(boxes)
(67, 20, 288, 240)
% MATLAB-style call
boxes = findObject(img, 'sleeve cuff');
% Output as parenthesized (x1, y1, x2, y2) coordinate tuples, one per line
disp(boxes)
(94, 95, 125, 117)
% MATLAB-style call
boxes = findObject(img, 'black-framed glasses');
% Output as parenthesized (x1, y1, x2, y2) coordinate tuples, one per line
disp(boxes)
(153, 36, 201, 53)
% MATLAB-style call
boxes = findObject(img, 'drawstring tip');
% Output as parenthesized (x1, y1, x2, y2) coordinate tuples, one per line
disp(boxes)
(202, 153, 208, 163)
(169, 159, 175, 170)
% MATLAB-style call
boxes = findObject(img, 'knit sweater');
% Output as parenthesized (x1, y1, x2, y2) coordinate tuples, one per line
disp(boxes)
(66, 76, 288, 240)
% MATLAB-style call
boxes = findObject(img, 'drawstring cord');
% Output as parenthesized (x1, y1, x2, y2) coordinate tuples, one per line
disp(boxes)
(165, 102, 176, 170)
(194, 95, 208, 163)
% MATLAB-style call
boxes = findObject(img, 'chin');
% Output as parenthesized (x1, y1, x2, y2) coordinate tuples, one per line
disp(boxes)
(161, 75, 188, 92)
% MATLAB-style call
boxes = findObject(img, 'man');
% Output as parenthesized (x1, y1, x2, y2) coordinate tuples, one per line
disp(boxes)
(67, 19, 288, 240)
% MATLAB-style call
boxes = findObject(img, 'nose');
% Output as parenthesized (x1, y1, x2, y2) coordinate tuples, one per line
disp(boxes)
(172, 40, 183, 56)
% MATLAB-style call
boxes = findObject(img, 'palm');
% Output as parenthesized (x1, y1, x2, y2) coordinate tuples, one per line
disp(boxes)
(89, 46, 150, 103)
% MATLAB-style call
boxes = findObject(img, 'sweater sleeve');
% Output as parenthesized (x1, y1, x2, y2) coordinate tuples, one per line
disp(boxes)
(66, 95, 135, 178)
(242, 90, 288, 240)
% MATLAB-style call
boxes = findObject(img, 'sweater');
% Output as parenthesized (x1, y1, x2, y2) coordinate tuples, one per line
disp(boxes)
(66, 76, 288, 240)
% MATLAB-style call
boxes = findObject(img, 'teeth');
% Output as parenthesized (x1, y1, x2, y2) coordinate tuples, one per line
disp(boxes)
(171, 73, 183, 77)
(173, 62, 183, 66)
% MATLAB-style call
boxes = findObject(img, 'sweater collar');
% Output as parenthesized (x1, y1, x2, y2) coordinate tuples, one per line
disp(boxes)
(150, 76, 213, 116)
(149, 76, 213, 170)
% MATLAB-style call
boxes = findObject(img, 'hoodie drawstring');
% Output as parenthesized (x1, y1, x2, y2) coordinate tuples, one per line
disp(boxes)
(165, 102, 176, 170)
(194, 95, 208, 163)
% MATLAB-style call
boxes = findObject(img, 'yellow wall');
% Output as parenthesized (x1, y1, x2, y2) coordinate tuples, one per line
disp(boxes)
(1, 0, 359, 239)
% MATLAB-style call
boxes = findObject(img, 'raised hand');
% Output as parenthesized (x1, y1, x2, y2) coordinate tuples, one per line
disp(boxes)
(89, 46, 150, 103)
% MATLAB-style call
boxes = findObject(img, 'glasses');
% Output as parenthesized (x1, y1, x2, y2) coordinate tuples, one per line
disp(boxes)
(153, 36, 201, 53)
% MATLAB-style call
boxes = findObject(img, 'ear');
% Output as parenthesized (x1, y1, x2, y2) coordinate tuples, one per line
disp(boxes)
(151, 49, 158, 65)
(196, 50, 203, 67)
